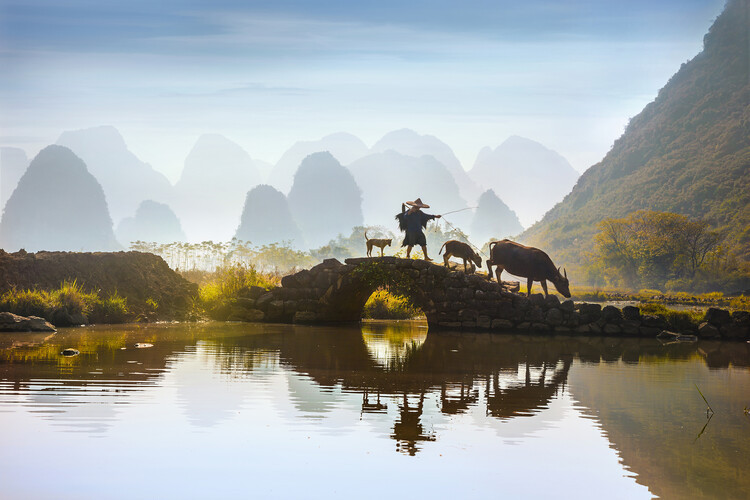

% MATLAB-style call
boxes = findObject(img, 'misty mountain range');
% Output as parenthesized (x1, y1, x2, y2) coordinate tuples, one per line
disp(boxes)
(0, 125, 555, 251)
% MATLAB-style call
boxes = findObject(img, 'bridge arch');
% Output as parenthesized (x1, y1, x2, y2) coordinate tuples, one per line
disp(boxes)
(255, 256, 518, 330)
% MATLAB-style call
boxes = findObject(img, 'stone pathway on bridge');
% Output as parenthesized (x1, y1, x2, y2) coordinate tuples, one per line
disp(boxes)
(226, 257, 749, 340)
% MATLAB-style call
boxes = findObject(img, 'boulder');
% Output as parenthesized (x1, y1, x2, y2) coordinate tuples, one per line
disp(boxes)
(622, 306, 641, 321)
(601, 305, 623, 324)
(698, 322, 721, 338)
(0, 312, 56, 332)
(704, 308, 731, 327)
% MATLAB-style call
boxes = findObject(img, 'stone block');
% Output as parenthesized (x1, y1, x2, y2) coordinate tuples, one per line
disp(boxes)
(601, 305, 623, 323)
(311, 258, 343, 271)
(496, 301, 514, 319)
(461, 288, 475, 301)
(530, 322, 551, 332)
(639, 326, 661, 337)
(235, 297, 256, 308)
(228, 307, 261, 322)
(704, 308, 731, 327)
(516, 322, 531, 331)
(513, 295, 530, 311)
(578, 303, 602, 323)
(698, 322, 721, 338)
(622, 306, 641, 321)
(256, 293, 275, 308)
(575, 324, 591, 334)
(458, 309, 478, 321)
(438, 312, 458, 322)
(544, 295, 560, 308)
(491, 319, 514, 330)
(246, 286, 267, 299)
(731, 310, 750, 326)
(266, 300, 285, 320)
(293, 311, 317, 323)
(546, 308, 563, 326)
(529, 294, 546, 307)
(560, 300, 575, 312)
(412, 259, 430, 269)
(721, 324, 749, 339)
(621, 320, 641, 336)
(477, 315, 492, 329)
(439, 322, 462, 329)
(528, 306, 544, 323)
(283, 301, 299, 315)
(554, 326, 572, 333)
(462, 321, 477, 329)
(641, 314, 667, 329)
(603, 324, 622, 335)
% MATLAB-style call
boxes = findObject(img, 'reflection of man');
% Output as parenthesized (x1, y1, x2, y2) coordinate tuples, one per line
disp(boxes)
(391, 392, 435, 456)
(395, 198, 441, 260)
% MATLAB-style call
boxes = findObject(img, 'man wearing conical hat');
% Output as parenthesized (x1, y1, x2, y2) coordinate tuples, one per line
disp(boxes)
(395, 198, 441, 260)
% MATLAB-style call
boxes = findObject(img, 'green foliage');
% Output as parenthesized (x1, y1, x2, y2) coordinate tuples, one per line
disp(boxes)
(145, 298, 159, 311)
(523, 3, 750, 286)
(197, 262, 276, 319)
(0, 287, 53, 317)
(0, 282, 130, 324)
(90, 292, 129, 324)
(639, 303, 704, 332)
(363, 289, 424, 319)
(53, 280, 96, 315)
(588, 210, 747, 292)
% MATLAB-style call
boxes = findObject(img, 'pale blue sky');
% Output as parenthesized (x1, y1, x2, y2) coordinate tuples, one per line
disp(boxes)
(0, 0, 727, 180)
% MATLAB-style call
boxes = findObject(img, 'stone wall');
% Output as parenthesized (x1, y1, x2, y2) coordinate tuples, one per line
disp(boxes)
(227, 257, 750, 340)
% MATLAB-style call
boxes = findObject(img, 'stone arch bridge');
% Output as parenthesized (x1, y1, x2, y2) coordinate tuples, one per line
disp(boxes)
(227, 257, 614, 334)
(226, 256, 749, 338)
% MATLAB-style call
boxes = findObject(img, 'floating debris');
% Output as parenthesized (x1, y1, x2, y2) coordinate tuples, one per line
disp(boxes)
(656, 330, 697, 342)
(61, 348, 80, 357)
(134, 343, 153, 349)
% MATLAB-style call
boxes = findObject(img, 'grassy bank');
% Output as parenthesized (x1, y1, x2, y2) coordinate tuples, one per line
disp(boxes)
(183, 263, 278, 320)
(363, 289, 424, 320)
(567, 286, 749, 311)
(0, 280, 129, 325)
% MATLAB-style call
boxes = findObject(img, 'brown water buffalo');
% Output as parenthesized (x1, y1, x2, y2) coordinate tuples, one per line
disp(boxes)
(486, 239, 570, 298)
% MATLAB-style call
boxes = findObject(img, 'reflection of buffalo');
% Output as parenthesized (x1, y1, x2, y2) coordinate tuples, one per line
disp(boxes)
(5, 323, 747, 452)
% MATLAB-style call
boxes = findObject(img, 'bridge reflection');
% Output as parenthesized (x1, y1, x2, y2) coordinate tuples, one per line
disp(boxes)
(1, 322, 748, 455)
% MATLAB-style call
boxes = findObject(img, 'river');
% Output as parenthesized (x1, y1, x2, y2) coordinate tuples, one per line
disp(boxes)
(1, 321, 748, 499)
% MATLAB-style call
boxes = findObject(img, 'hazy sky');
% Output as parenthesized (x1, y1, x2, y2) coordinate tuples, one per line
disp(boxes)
(0, 0, 726, 181)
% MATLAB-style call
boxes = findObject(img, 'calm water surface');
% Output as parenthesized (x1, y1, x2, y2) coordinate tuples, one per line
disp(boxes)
(1, 321, 748, 499)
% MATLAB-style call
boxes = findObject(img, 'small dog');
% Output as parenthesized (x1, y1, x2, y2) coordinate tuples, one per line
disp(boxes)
(439, 240, 482, 273)
(365, 231, 392, 257)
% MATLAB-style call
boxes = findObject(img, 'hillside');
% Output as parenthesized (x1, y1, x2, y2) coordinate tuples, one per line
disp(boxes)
(287, 152, 363, 249)
(174, 134, 262, 242)
(0, 145, 120, 252)
(470, 189, 524, 246)
(116, 200, 186, 246)
(235, 184, 302, 246)
(347, 150, 470, 230)
(523, 0, 750, 270)
(57, 126, 174, 224)
(372, 129, 481, 204)
(268, 133, 369, 194)
(470, 136, 579, 227)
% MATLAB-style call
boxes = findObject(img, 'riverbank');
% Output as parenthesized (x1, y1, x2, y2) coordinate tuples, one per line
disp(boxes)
(0, 250, 198, 325)
(222, 257, 750, 340)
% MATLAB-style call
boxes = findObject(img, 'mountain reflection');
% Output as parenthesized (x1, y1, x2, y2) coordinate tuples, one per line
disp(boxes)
(1, 322, 749, 458)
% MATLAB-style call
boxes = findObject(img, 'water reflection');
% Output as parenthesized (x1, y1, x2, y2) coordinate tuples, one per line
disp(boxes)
(1, 322, 749, 498)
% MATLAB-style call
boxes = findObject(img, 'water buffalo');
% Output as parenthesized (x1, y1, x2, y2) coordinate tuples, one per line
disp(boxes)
(486, 239, 570, 298)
